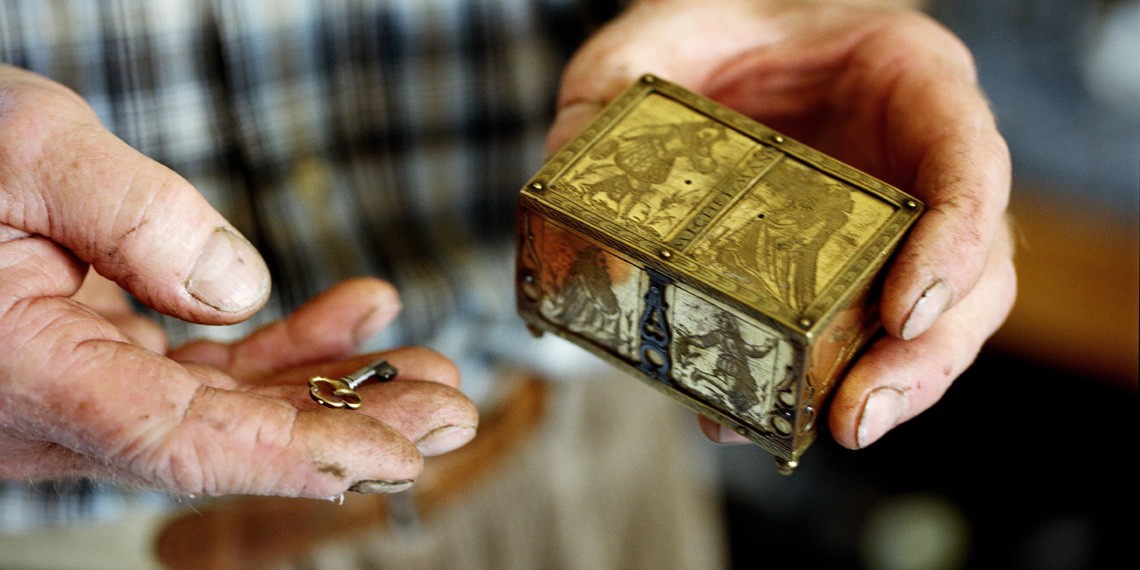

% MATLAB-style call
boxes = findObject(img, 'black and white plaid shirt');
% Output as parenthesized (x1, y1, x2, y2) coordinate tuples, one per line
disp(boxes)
(0, 0, 611, 530)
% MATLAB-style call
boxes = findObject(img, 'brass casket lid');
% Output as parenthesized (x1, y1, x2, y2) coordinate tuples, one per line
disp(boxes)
(519, 75, 923, 341)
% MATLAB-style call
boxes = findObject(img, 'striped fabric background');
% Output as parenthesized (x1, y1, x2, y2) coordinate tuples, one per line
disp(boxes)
(0, 0, 608, 530)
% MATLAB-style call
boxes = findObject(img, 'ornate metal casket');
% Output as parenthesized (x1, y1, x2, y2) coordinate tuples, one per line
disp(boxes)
(516, 75, 923, 471)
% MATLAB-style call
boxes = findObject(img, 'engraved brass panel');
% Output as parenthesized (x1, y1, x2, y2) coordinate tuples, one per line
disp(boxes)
(516, 75, 923, 470)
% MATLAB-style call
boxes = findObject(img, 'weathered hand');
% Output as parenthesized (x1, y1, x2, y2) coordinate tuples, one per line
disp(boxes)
(547, 0, 1015, 449)
(0, 65, 476, 496)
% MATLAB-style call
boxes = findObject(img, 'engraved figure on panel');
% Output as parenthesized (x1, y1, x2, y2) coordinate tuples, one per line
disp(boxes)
(675, 308, 780, 420)
(545, 245, 623, 345)
(714, 163, 854, 312)
(573, 120, 728, 233)
(537, 224, 643, 360)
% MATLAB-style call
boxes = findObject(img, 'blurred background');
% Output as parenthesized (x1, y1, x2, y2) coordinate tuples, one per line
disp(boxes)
(0, 1, 1134, 569)
(721, 0, 1139, 568)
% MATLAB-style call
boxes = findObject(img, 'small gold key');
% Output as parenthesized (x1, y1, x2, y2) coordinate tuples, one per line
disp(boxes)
(309, 359, 398, 410)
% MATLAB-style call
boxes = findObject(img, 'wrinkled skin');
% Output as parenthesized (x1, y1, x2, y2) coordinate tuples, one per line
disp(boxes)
(545, 0, 1015, 449)
(0, 65, 477, 497)
(0, 0, 1015, 499)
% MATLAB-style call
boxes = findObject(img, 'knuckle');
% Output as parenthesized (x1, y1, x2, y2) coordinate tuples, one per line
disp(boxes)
(0, 73, 94, 166)
(890, 12, 976, 74)
(140, 386, 300, 495)
(97, 169, 191, 268)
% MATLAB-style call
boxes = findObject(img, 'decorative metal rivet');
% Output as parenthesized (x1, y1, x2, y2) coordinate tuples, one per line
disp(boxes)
(772, 415, 793, 435)
(777, 391, 796, 407)
(659, 249, 673, 260)
(521, 274, 542, 302)
(529, 181, 544, 192)
(773, 135, 785, 143)
(643, 74, 656, 84)
(799, 318, 812, 328)
(775, 458, 799, 476)
(643, 348, 665, 367)
(905, 200, 918, 209)
(736, 426, 748, 436)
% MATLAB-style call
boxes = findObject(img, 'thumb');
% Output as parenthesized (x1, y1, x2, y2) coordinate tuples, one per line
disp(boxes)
(545, 0, 778, 156)
(0, 65, 269, 323)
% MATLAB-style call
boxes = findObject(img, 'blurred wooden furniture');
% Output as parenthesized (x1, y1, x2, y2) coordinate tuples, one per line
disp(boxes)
(989, 185, 1139, 392)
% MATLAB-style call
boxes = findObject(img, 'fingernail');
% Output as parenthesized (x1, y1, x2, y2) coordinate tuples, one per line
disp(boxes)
(414, 425, 477, 456)
(186, 228, 270, 313)
(901, 279, 951, 340)
(349, 479, 415, 494)
(856, 387, 908, 449)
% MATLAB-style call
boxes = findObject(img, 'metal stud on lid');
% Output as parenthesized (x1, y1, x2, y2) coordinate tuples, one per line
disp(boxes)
(515, 75, 923, 471)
